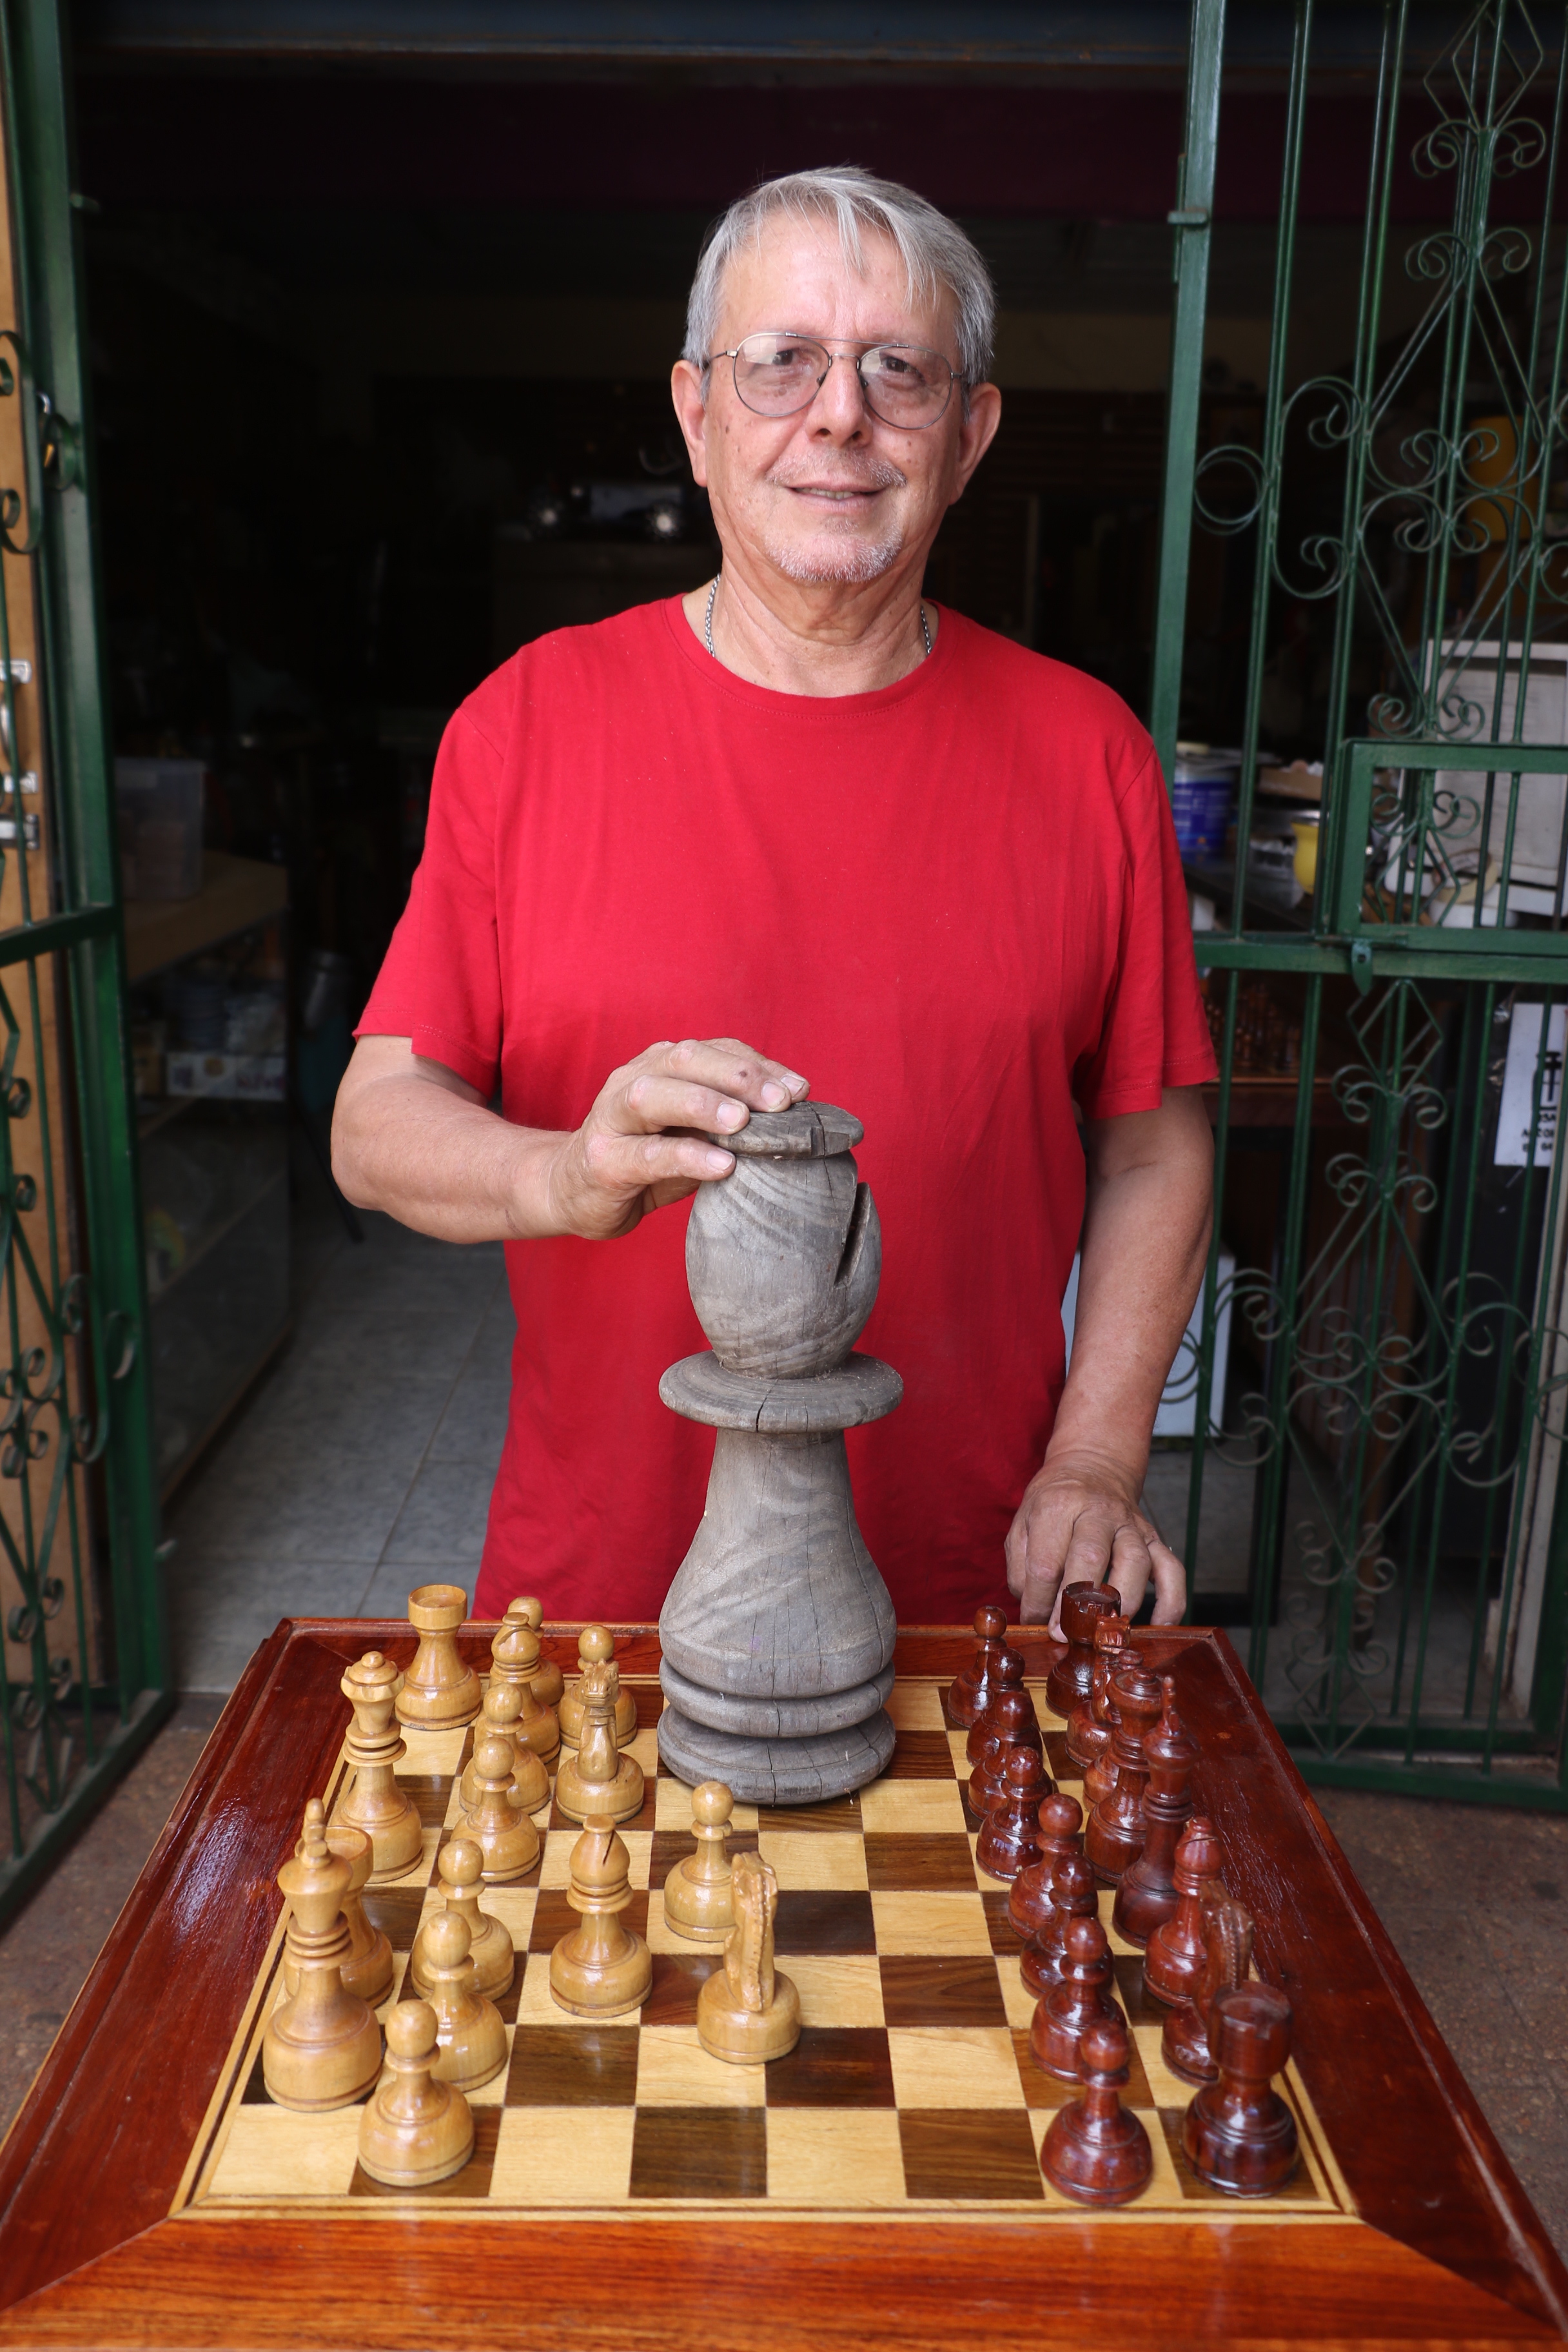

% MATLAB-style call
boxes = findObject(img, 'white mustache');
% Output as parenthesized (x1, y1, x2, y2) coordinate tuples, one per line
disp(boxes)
(766, 456, 907, 494)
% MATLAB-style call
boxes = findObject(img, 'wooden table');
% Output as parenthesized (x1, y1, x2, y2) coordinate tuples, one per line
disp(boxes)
(1, 1617, 1565, 2351)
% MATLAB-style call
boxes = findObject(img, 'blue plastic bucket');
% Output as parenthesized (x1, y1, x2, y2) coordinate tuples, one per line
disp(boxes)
(1171, 748, 1239, 859)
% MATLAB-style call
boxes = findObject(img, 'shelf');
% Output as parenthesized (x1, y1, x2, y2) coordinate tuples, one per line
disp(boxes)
(1184, 856, 1315, 934)
(147, 1166, 286, 1307)
(123, 852, 289, 984)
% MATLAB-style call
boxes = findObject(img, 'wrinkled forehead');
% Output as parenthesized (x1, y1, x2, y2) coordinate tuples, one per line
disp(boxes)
(714, 211, 960, 357)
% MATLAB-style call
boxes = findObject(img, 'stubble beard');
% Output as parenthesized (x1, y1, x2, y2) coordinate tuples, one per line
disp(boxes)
(760, 453, 908, 585)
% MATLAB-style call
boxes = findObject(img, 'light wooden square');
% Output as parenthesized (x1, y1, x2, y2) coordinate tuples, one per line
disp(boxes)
(539, 1828, 576, 1888)
(1098, 1888, 1141, 1957)
(787, 1954, 885, 2028)
(511, 1949, 638, 2026)
(398, 1725, 467, 1777)
(465, 2024, 515, 2106)
(870, 1890, 992, 1955)
(207, 2102, 362, 2199)
(480, 1884, 536, 1948)
(655, 1778, 759, 1834)
(858, 1779, 966, 1835)
(1026, 1680, 1068, 1732)
(634, 2024, 765, 2107)
(625, 1726, 660, 1778)
(491, 2105, 634, 2204)
(886, 2027, 1024, 2109)
(946, 1729, 974, 1779)
(369, 1824, 440, 1888)
(1135, 2020, 1195, 2110)
(970, 1833, 1012, 1891)
(643, 1888, 690, 1955)
(757, 1830, 867, 1890)
(994, 1953, 1039, 2032)
(886, 1680, 944, 1732)
(767, 2110, 906, 2206)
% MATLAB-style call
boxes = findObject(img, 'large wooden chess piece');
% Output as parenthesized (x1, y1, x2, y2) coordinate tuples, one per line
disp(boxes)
(466, 1735, 541, 1881)
(554, 1660, 645, 1824)
(489, 1602, 561, 1763)
(1009, 1793, 1084, 1943)
(337, 1651, 423, 1879)
(459, 1678, 549, 1817)
(1144, 1816, 1224, 2007)
(357, 1999, 474, 2190)
(420, 1910, 508, 2093)
(1115, 1678, 1199, 1946)
(1030, 1913, 1122, 2082)
(559, 1625, 637, 1750)
(1041, 2016, 1153, 2207)
(506, 1596, 565, 1712)
(284, 1801, 392, 2008)
(396, 1584, 482, 1729)
(696, 1850, 801, 2063)
(948, 1604, 1023, 1727)
(1182, 1983, 1300, 2196)
(1085, 1663, 1164, 1884)
(1046, 1583, 1121, 1717)
(975, 1745, 1050, 1880)
(550, 1816, 652, 2017)
(412, 1837, 514, 2002)
(663, 1780, 736, 1941)
(263, 1809, 383, 2111)
(1163, 1890, 1254, 2085)
(657, 1102, 901, 1803)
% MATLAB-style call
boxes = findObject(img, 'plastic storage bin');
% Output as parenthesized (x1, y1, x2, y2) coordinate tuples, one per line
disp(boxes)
(115, 759, 205, 900)
(1171, 745, 1240, 859)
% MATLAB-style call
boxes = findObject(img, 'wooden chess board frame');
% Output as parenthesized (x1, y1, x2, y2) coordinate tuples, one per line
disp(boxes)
(1, 1620, 1565, 2351)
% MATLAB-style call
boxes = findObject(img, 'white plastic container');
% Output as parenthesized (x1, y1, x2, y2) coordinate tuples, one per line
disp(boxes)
(115, 759, 204, 900)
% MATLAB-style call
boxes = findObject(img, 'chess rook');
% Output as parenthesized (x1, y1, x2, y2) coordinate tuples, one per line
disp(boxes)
(395, 1584, 482, 1729)
(489, 1600, 562, 1761)
(559, 1625, 637, 1750)
(262, 1807, 382, 2112)
(1041, 2016, 1153, 2207)
(663, 1779, 738, 1941)
(357, 1999, 474, 2190)
(1182, 1983, 1300, 2197)
(657, 1102, 902, 1804)
(337, 1652, 423, 1879)
(1046, 1583, 1121, 1717)
(696, 1849, 801, 2064)
(948, 1604, 1022, 1727)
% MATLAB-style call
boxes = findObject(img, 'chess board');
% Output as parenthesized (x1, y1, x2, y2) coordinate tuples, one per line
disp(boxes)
(175, 1672, 1352, 2226)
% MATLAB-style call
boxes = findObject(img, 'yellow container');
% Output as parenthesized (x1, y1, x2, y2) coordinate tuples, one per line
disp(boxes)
(1291, 818, 1320, 893)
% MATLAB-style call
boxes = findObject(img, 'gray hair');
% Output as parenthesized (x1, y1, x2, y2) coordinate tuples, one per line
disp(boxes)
(683, 165, 995, 397)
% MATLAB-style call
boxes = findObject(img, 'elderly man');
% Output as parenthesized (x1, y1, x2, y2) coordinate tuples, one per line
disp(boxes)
(334, 165, 1215, 1634)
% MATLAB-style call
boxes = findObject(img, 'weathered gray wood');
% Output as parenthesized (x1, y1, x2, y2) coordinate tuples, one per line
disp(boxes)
(687, 1125, 881, 1379)
(660, 1351, 903, 1433)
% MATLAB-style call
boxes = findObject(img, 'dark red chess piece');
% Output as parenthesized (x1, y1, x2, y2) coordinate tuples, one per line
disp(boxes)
(1144, 1816, 1224, 2008)
(1008, 1793, 1083, 1943)
(1041, 2015, 1153, 2207)
(964, 1649, 1031, 1766)
(1182, 1984, 1300, 2197)
(1162, 1892, 1253, 2086)
(968, 1689, 1041, 1813)
(1046, 1583, 1121, 1718)
(975, 1745, 1051, 1880)
(1064, 1614, 1126, 1772)
(1021, 1848, 1098, 1999)
(948, 1604, 1020, 1727)
(1030, 1913, 1122, 2082)
(1113, 1676, 1199, 1945)
(1084, 1664, 1163, 1885)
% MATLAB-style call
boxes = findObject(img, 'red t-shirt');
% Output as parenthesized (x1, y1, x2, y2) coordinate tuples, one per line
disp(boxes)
(357, 597, 1215, 1625)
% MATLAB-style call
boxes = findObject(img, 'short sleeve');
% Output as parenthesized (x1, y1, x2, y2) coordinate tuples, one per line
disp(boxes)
(355, 701, 506, 1095)
(1072, 742, 1218, 1119)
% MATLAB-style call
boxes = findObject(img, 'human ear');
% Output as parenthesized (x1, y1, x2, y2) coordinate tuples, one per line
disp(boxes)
(670, 360, 712, 489)
(950, 381, 1003, 503)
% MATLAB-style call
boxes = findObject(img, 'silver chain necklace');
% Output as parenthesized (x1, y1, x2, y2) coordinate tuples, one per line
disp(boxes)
(704, 574, 931, 664)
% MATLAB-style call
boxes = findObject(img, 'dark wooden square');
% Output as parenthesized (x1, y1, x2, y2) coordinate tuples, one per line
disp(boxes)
(240, 2046, 270, 2106)
(899, 2108, 1044, 2201)
(764, 2026, 895, 2109)
(505, 2023, 640, 2105)
(491, 1970, 524, 2024)
(1044, 1731, 1077, 1783)
(1157, 2110, 1318, 2204)
(527, 1889, 649, 1951)
(640, 1953, 722, 2026)
(981, 1892, 1024, 1955)
(1113, 1952, 1163, 2026)
(649, 1828, 760, 1884)
(863, 1834, 978, 1892)
(879, 1955, 1009, 2030)
(756, 1791, 862, 1834)
(349, 2107, 501, 2198)
(1010, 2022, 1153, 2110)
(628, 1681, 665, 1729)
(399, 1774, 454, 1829)
(885, 1730, 957, 1779)
(629, 2107, 768, 2199)
(939, 1688, 969, 1733)
(771, 1890, 877, 1955)
(361, 1884, 429, 1954)
(959, 1786, 990, 1835)
(549, 1784, 657, 1834)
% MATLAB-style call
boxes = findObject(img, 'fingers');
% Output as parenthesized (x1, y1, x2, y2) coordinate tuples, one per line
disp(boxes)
(630, 1039, 808, 1128)
(1146, 1536, 1188, 1626)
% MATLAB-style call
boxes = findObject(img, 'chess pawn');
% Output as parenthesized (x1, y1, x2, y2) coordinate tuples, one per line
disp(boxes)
(466, 1734, 541, 1882)
(337, 1651, 423, 1879)
(1163, 1892, 1253, 2086)
(1065, 1614, 1126, 1776)
(550, 1815, 652, 2017)
(396, 1583, 482, 1729)
(263, 1812, 383, 2111)
(963, 1648, 1028, 1766)
(1115, 1678, 1199, 1948)
(663, 1779, 736, 1942)
(420, 1909, 508, 2093)
(1182, 1983, 1299, 2197)
(975, 1745, 1051, 1881)
(697, 1850, 801, 2064)
(1008, 1794, 1084, 1943)
(357, 1999, 475, 2189)
(1030, 1912, 1122, 2083)
(558, 1624, 637, 1749)
(1085, 1665, 1164, 1885)
(1046, 1583, 1121, 1718)
(1020, 1850, 1099, 1999)
(412, 1837, 514, 2003)
(968, 1689, 1041, 1813)
(511, 1597, 566, 1711)
(948, 1603, 1021, 1727)
(1041, 2016, 1153, 2207)
(1145, 1817, 1225, 2008)
(458, 1678, 550, 1816)
(489, 1600, 561, 1763)
(554, 1660, 645, 1824)
(284, 1803, 392, 2008)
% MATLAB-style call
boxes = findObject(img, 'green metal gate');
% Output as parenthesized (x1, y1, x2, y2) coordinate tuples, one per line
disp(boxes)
(1154, 0, 1568, 1801)
(0, 0, 166, 1921)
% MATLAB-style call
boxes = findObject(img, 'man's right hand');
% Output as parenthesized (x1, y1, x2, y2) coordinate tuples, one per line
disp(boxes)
(542, 1038, 809, 1239)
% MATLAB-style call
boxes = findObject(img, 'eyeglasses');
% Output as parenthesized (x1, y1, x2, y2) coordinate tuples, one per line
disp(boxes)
(706, 332, 959, 429)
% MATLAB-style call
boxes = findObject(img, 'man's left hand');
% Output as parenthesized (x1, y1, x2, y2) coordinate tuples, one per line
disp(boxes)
(1004, 1449, 1187, 1632)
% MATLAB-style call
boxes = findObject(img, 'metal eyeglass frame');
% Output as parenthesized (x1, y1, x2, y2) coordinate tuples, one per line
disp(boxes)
(703, 331, 961, 428)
